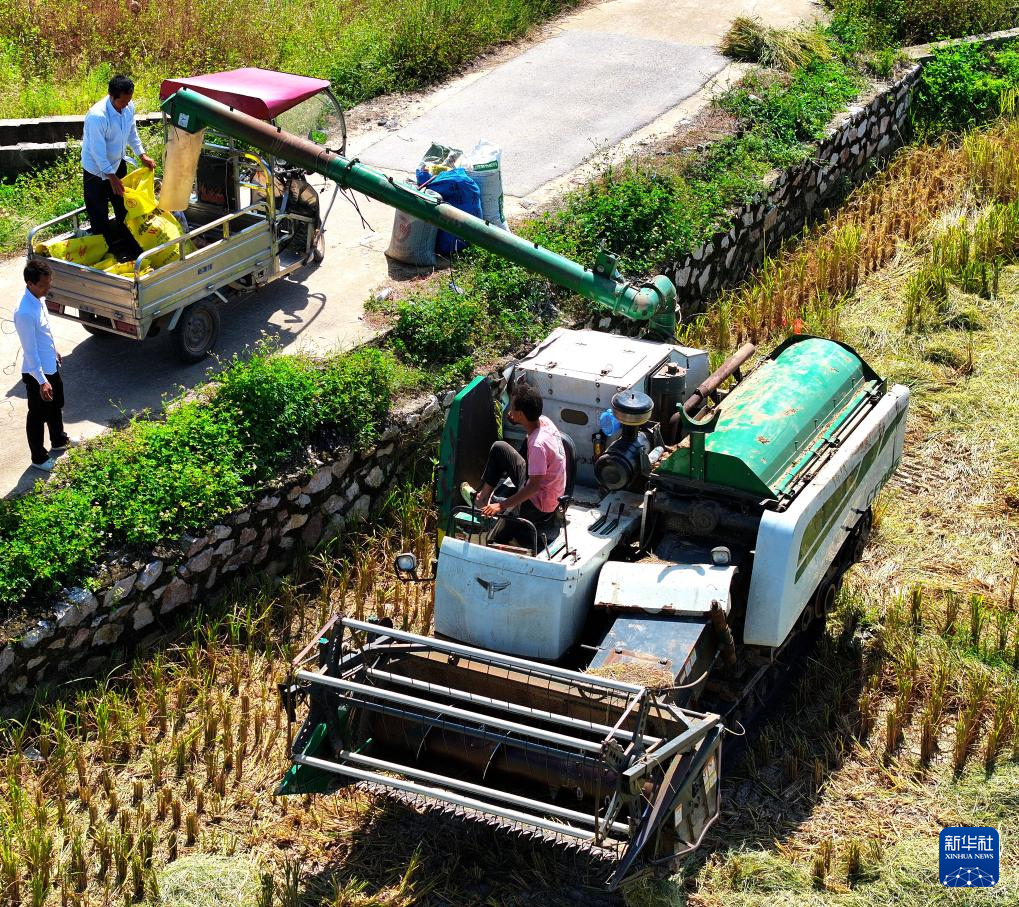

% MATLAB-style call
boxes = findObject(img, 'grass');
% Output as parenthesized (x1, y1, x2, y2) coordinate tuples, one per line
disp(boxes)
(0, 0, 583, 256)
(825, 0, 1019, 46)
(722, 17, 835, 72)
(0, 0, 583, 118)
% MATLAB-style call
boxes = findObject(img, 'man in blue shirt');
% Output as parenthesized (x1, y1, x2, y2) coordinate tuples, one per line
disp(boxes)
(13, 259, 74, 472)
(81, 74, 156, 257)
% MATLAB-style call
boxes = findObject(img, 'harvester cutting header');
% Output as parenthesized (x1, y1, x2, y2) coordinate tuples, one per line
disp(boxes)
(87, 75, 906, 888)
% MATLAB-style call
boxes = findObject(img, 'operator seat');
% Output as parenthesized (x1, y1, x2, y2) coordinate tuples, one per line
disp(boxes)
(554, 432, 577, 531)
(560, 431, 577, 501)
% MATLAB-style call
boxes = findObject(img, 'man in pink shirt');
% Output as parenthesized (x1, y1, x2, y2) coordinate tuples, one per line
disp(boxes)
(463, 382, 567, 536)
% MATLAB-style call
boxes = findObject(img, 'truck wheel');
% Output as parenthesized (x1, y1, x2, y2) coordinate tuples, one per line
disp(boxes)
(172, 300, 220, 363)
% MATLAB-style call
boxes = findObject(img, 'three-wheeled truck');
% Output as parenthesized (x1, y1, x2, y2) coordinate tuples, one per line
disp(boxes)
(27, 68, 346, 362)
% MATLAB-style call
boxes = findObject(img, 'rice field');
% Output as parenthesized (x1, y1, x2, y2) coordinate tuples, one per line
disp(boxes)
(679, 111, 1019, 906)
(3, 117, 1019, 906)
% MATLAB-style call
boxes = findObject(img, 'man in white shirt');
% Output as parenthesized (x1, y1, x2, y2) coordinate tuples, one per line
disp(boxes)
(81, 74, 155, 257)
(14, 260, 72, 472)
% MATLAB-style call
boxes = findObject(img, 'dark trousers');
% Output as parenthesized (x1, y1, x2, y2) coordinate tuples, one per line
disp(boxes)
(83, 162, 142, 258)
(481, 441, 557, 546)
(23, 372, 68, 464)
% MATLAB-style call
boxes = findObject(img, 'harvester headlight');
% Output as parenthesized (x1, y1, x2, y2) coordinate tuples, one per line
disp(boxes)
(394, 553, 419, 581)
(711, 546, 731, 566)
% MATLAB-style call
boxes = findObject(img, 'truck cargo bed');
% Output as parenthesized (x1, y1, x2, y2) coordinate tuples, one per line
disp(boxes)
(31, 202, 274, 339)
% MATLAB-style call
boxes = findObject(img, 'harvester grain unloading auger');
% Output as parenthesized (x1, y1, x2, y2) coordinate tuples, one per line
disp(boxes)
(159, 89, 910, 888)
(159, 88, 680, 338)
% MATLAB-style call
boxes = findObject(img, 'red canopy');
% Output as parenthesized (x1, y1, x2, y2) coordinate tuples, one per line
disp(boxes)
(159, 68, 331, 121)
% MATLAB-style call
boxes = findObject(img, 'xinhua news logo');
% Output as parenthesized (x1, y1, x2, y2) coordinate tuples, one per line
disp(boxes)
(939, 827, 999, 887)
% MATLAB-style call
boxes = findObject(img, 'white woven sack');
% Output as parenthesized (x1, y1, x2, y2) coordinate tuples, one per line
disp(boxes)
(466, 140, 508, 230)
(385, 206, 437, 266)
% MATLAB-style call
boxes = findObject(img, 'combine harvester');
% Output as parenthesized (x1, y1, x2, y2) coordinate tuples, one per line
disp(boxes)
(159, 83, 910, 888)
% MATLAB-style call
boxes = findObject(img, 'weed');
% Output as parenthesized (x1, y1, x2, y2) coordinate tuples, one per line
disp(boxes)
(390, 288, 483, 365)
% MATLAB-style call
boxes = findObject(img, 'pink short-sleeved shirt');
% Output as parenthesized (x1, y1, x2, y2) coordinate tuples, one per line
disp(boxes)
(527, 416, 567, 513)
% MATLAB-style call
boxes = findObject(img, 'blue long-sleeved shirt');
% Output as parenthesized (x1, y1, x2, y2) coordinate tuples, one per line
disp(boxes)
(80, 96, 145, 178)
(14, 288, 59, 384)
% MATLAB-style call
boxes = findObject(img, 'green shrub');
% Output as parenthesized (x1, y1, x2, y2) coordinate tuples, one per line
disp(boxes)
(212, 347, 322, 477)
(719, 58, 864, 149)
(317, 347, 399, 445)
(65, 405, 249, 546)
(826, 0, 1017, 45)
(913, 41, 1019, 134)
(0, 400, 250, 609)
(390, 288, 483, 364)
(528, 163, 706, 276)
(0, 342, 417, 610)
(0, 488, 105, 607)
(825, 7, 895, 55)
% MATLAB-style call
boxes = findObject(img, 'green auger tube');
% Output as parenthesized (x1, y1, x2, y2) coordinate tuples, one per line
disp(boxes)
(160, 88, 679, 336)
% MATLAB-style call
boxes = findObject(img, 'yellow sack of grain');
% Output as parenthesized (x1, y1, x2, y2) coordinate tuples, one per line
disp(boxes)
(103, 260, 153, 279)
(121, 167, 158, 220)
(127, 209, 194, 268)
(36, 233, 110, 265)
(93, 253, 118, 271)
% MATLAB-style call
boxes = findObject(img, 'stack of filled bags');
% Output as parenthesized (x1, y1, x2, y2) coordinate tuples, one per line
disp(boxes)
(35, 168, 194, 278)
(386, 140, 508, 267)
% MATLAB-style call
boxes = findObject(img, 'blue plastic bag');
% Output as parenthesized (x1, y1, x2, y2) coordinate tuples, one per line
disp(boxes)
(426, 168, 483, 256)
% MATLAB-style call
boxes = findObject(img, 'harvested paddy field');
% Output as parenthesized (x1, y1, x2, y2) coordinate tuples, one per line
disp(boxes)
(4, 118, 1019, 906)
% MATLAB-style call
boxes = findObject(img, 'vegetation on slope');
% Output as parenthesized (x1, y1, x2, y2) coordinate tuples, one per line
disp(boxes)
(0, 347, 412, 612)
(826, 0, 1019, 46)
(0, 0, 583, 118)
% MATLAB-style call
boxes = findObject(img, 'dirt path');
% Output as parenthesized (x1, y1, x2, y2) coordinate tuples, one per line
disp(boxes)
(0, 0, 816, 497)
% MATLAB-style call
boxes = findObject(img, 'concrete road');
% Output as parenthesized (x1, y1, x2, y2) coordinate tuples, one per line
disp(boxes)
(0, 0, 816, 497)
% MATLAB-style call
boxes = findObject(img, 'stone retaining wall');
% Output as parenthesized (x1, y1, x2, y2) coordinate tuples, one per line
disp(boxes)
(666, 65, 923, 313)
(0, 377, 510, 703)
(0, 113, 163, 176)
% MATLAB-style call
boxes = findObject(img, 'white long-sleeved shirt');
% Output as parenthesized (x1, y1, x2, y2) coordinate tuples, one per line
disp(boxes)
(14, 288, 58, 384)
(80, 96, 145, 178)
